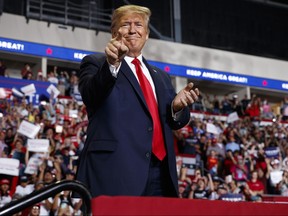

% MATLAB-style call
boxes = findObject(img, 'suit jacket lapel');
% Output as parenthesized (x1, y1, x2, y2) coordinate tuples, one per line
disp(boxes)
(119, 60, 149, 111)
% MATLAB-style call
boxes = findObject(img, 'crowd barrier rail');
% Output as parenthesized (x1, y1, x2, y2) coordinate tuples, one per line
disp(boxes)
(0, 180, 92, 216)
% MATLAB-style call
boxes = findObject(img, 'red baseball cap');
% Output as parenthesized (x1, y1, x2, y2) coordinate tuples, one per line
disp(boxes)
(0, 179, 10, 185)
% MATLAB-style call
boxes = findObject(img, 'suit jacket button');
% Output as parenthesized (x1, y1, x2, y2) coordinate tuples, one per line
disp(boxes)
(145, 152, 150, 158)
(148, 127, 153, 132)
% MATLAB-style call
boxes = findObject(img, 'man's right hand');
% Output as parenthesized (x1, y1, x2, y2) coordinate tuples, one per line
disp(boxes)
(105, 33, 129, 68)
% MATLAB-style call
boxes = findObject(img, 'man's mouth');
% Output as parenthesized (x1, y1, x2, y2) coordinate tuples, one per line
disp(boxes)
(124, 36, 139, 41)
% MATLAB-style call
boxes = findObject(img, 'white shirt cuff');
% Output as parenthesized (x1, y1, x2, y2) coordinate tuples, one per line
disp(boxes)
(171, 104, 183, 121)
(109, 62, 121, 78)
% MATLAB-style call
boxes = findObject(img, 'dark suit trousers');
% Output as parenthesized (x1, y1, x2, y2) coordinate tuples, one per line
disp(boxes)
(142, 154, 175, 197)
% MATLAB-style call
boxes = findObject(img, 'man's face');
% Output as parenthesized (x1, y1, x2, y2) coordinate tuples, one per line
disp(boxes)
(113, 13, 149, 57)
(1, 184, 9, 191)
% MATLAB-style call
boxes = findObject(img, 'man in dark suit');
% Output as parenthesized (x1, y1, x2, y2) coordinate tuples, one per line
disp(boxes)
(76, 4, 200, 198)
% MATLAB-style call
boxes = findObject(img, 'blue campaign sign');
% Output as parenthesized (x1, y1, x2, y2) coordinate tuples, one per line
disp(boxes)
(1, 36, 288, 92)
(264, 146, 280, 158)
(0, 76, 54, 105)
(149, 60, 288, 92)
(0, 36, 94, 62)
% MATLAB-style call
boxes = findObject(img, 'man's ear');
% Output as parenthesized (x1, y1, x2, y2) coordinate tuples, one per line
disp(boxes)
(146, 30, 149, 40)
(111, 28, 118, 38)
(112, 31, 117, 38)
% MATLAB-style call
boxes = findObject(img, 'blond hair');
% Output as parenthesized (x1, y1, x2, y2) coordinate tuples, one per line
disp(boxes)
(111, 5, 151, 34)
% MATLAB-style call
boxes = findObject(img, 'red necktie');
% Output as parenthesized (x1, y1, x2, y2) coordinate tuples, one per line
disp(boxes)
(132, 58, 166, 161)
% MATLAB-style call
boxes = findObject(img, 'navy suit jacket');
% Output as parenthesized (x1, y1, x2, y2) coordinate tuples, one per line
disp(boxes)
(76, 53, 190, 197)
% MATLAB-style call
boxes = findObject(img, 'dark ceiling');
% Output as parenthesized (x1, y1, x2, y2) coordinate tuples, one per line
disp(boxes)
(3, 0, 288, 61)
(180, 0, 288, 62)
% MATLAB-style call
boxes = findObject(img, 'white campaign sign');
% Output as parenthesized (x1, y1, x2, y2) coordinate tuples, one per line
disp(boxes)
(0, 88, 7, 98)
(18, 120, 41, 139)
(21, 83, 36, 96)
(27, 139, 50, 152)
(0, 158, 20, 176)
(69, 109, 78, 118)
(181, 156, 197, 176)
(47, 84, 60, 98)
(25, 155, 43, 174)
(206, 123, 219, 135)
(227, 112, 239, 123)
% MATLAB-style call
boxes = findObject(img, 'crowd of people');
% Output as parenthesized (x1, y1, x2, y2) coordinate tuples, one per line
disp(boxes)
(0, 60, 288, 215)
(175, 95, 288, 202)
(0, 63, 85, 215)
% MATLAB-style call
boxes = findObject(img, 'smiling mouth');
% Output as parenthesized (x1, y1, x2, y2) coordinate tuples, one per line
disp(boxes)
(124, 36, 140, 40)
